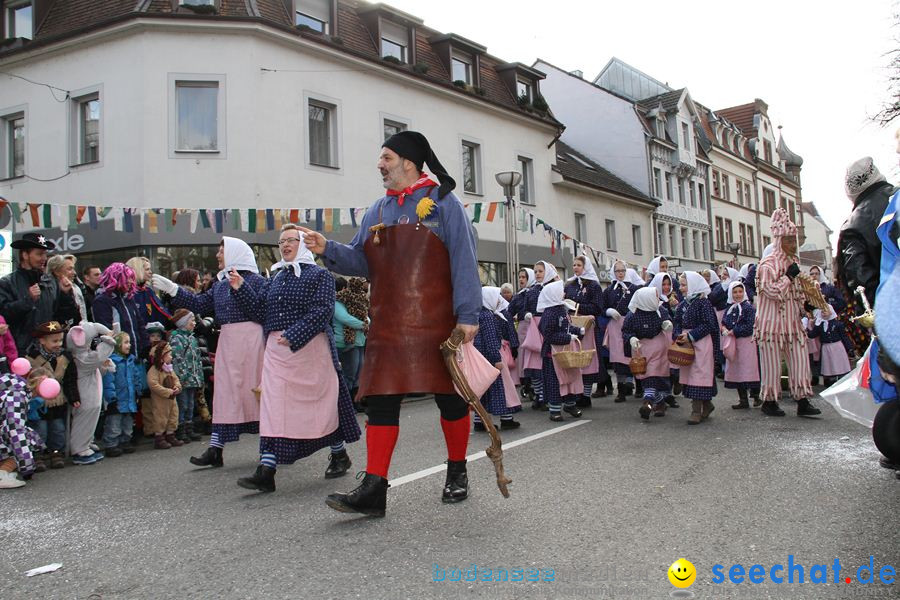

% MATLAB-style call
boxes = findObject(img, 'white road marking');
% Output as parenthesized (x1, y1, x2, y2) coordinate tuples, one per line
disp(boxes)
(389, 419, 592, 488)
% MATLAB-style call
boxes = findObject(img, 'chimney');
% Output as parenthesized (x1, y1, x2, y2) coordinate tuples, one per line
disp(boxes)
(569, 69, 583, 79)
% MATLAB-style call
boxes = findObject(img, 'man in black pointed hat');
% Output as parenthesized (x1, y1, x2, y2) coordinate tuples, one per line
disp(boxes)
(0, 233, 79, 353)
(302, 131, 482, 518)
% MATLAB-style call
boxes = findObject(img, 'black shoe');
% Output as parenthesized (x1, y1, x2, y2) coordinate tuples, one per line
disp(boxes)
(442, 460, 469, 504)
(880, 456, 900, 470)
(761, 401, 786, 417)
(811, 376, 820, 387)
(237, 465, 276, 493)
(500, 419, 521, 430)
(531, 401, 548, 411)
(563, 405, 582, 418)
(591, 384, 606, 398)
(325, 449, 352, 479)
(104, 446, 123, 458)
(549, 412, 564, 422)
(673, 382, 683, 396)
(615, 384, 627, 403)
(121, 444, 136, 454)
(732, 401, 750, 409)
(186, 423, 202, 442)
(633, 381, 642, 399)
(664, 395, 679, 408)
(796, 398, 822, 417)
(326, 472, 389, 517)
(190, 446, 224, 468)
(575, 395, 592, 408)
(473, 421, 487, 432)
(639, 402, 651, 420)
(175, 424, 191, 445)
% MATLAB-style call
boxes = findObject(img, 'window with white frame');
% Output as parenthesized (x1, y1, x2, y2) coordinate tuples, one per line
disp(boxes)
(173, 79, 220, 153)
(575, 213, 587, 242)
(605, 219, 616, 252)
(516, 78, 533, 103)
(736, 180, 744, 206)
(682, 122, 690, 150)
(681, 227, 689, 258)
(656, 222, 666, 255)
(461, 140, 481, 194)
(702, 232, 709, 260)
(668, 225, 677, 257)
(451, 51, 472, 85)
(308, 99, 338, 168)
(744, 183, 752, 209)
(4, 1, 32, 39)
(632, 225, 642, 255)
(677, 177, 685, 204)
(665, 172, 672, 201)
(380, 20, 408, 62)
(70, 92, 100, 166)
(724, 219, 734, 245)
(518, 156, 534, 205)
(1, 111, 24, 179)
(747, 225, 755, 255)
(295, 0, 330, 32)
(689, 180, 696, 207)
(698, 182, 706, 210)
(383, 118, 406, 141)
(655, 117, 664, 138)
(692, 230, 700, 259)
(722, 173, 730, 202)
(653, 167, 661, 199)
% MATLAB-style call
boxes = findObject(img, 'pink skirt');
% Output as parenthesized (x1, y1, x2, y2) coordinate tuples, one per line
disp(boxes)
(808, 336, 821, 361)
(521, 317, 544, 371)
(212, 321, 265, 425)
(715, 309, 725, 327)
(515, 320, 529, 375)
(260, 331, 339, 439)
(551, 344, 584, 396)
(500, 341, 520, 385)
(724, 336, 760, 383)
(679, 330, 714, 387)
(820, 341, 851, 376)
(636, 333, 670, 379)
(579, 322, 600, 375)
(605, 317, 627, 365)
(499, 360, 522, 408)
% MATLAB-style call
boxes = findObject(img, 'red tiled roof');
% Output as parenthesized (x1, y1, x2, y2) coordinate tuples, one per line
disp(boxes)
(717, 102, 757, 138)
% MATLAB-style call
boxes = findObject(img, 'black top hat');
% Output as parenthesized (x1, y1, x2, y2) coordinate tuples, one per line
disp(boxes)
(11, 232, 55, 251)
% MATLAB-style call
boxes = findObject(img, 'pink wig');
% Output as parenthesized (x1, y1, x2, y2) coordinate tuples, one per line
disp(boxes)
(100, 262, 137, 298)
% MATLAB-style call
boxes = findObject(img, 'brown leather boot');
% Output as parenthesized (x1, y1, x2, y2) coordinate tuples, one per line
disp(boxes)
(687, 400, 703, 425)
(154, 434, 171, 449)
(165, 432, 184, 447)
(701, 400, 715, 420)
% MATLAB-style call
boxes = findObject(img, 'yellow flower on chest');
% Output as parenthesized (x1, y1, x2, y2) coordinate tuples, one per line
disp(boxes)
(416, 197, 436, 220)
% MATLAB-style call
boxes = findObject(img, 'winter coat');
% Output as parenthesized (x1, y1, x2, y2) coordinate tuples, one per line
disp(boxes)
(92, 291, 147, 357)
(101, 353, 143, 414)
(0, 268, 79, 353)
(169, 329, 203, 388)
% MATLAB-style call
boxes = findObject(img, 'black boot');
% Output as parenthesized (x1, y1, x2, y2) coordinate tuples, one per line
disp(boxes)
(190, 446, 224, 467)
(615, 383, 627, 403)
(176, 424, 191, 444)
(186, 422, 202, 442)
(796, 398, 822, 417)
(442, 460, 469, 503)
(591, 381, 606, 398)
(751, 390, 762, 408)
(761, 401, 785, 417)
(575, 395, 592, 408)
(237, 465, 276, 492)
(634, 380, 643, 399)
(733, 388, 750, 409)
(672, 380, 683, 396)
(473, 420, 487, 432)
(563, 404, 582, 418)
(326, 472, 389, 517)
(664, 395, 680, 408)
(324, 449, 352, 479)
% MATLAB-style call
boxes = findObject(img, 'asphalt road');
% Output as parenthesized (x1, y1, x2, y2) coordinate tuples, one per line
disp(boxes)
(2, 386, 898, 600)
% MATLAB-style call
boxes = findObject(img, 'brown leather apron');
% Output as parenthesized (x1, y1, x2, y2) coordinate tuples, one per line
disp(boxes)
(357, 222, 456, 398)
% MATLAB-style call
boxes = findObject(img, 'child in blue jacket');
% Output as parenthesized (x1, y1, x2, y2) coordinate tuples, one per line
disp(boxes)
(101, 333, 143, 457)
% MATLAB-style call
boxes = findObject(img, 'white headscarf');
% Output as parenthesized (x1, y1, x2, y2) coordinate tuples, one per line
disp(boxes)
(609, 260, 628, 289)
(814, 306, 836, 331)
(647, 255, 667, 276)
(569, 255, 600, 284)
(723, 267, 740, 284)
(649, 272, 672, 302)
(726, 281, 746, 317)
(809, 267, 827, 284)
(217, 236, 259, 281)
(536, 280, 566, 313)
(535, 260, 559, 285)
(272, 232, 317, 277)
(739, 263, 751, 279)
(761, 244, 774, 260)
(705, 268, 721, 284)
(520, 268, 536, 289)
(628, 287, 662, 315)
(482, 286, 508, 321)
(625, 268, 644, 287)
(684, 271, 711, 299)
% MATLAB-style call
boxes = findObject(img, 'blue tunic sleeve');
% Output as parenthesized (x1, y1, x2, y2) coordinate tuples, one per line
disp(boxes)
(231, 275, 272, 325)
(321, 201, 382, 278)
(171, 285, 215, 316)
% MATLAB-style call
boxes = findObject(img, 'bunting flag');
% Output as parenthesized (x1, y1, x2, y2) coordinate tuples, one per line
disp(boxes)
(214, 209, 224, 233)
(88, 206, 99, 230)
(289, 209, 299, 224)
(472, 203, 482, 223)
(498, 202, 505, 220)
(189, 210, 200, 233)
(124, 209, 134, 233)
(530, 214, 535, 234)
(200, 209, 211, 230)
(265, 209, 275, 232)
(231, 208, 241, 231)
(486, 202, 497, 222)
(147, 210, 158, 234)
(113, 209, 123, 232)
(76, 206, 86, 224)
(315, 209, 323, 232)
(164, 209, 175, 232)
(68, 205, 77, 229)
(273, 208, 282, 230)
(350, 207, 358, 228)
(332, 207, 341, 233)
(27, 203, 39, 226)
(323, 208, 333, 233)
(247, 209, 256, 233)
(255, 210, 265, 233)
(98, 207, 112, 218)
(42, 204, 52, 228)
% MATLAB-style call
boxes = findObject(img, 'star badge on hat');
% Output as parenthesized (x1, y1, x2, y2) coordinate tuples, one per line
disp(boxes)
(11, 232, 55, 251)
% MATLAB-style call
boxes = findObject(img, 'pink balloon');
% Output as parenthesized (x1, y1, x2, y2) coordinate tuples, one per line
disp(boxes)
(10, 357, 30, 376)
(38, 377, 61, 400)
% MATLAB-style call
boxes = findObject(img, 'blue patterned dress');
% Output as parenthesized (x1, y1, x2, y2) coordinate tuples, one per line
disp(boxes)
(522, 284, 544, 380)
(565, 278, 605, 389)
(721, 301, 760, 391)
(232, 265, 361, 464)
(621, 307, 672, 393)
(602, 281, 637, 376)
(474, 308, 520, 417)
(679, 297, 720, 401)
(539, 305, 582, 408)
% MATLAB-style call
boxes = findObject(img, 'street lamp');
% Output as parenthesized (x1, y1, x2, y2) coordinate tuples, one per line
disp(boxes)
(727, 241, 741, 269)
(495, 171, 522, 284)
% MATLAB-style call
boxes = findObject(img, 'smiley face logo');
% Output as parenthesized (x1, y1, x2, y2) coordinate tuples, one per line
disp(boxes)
(668, 558, 696, 588)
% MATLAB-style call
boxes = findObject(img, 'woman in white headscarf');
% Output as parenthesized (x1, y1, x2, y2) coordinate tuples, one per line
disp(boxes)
(153, 236, 267, 468)
(602, 260, 640, 401)
(808, 265, 846, 313)
(649, 271, 683, 407)
(537, 280, 584, 422)
(721, 267, 741, 287)
(646, 256, 668, 280)
(622, 287, 674, 419)
(472, 287, 522, 432)
(226, 225, 361, 492)
(702, 268, 728, 329)
(519, 260, 560, 410)
(739, 263, 757, 303)
(507, 267, 538, 399)
(674, 271, 720, 425)
(807, 304, 853, 385)
(565, 254, 606, 407)
(721, 280, 760, 409)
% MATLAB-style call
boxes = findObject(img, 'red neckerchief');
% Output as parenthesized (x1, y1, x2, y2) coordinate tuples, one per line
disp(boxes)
(387, 174, 438, 206)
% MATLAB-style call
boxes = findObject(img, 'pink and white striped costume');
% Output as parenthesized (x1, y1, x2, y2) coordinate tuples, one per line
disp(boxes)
(753, 209, 813, 402)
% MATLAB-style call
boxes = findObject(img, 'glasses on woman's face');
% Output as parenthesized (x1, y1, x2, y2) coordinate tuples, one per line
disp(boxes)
(278, 237, 302, 247)
(614, 269, 626, 274)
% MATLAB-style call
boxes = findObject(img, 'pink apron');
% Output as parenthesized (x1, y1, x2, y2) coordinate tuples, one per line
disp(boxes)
(520, 317, 544, 371)
(679, 329, 714, 387)
(724, 336, 760, 383)
(499, 360, 522, 408)
(820, 341, 851, 376)
(635, 332, 670, 379)
(500, 340, 520, 385)
(715, 309, 725, 327)
(213, 321, 265, 424)
(605, 317, 627, 365)
(579, 319, 600, 375)
(260, 331, 339, 439)
(551, 344, 584, 396)
(515, 320, 529, 376)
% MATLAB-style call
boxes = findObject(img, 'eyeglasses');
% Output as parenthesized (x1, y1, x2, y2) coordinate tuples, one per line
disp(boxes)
(278, 238, 302, 247)
(614, 269, 626, 274)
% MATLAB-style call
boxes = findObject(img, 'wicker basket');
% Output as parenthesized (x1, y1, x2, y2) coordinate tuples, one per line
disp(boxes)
(629, 354, 647, 375)
(570, 305, 594, 333)
(553, 338, 595, 369)
(668, 341, 695, 367)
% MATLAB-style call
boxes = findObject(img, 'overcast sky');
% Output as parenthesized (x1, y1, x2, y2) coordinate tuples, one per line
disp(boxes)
(389, 0, 898, 241)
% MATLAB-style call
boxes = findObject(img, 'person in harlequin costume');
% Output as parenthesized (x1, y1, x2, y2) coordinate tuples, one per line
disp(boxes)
(302, 131, 482, 517)
(152, 237, 266, 469)
(753, 208, 822, 418)
(564, 254, 606, 407)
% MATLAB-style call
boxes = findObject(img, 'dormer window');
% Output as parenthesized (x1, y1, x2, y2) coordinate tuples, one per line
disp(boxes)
(451, 51, 472, 85)
(732, 136, 739, 153)
(179, 0, 214, 5)
(516, 78, 533, 103)
(681, 122, 690, 150)
(381, 20, 409, 62)
(721, 129, 729, 147)
(655, 117, 664, 138)
(4, 1, 32, 40)
(295, 0, 332, 33)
